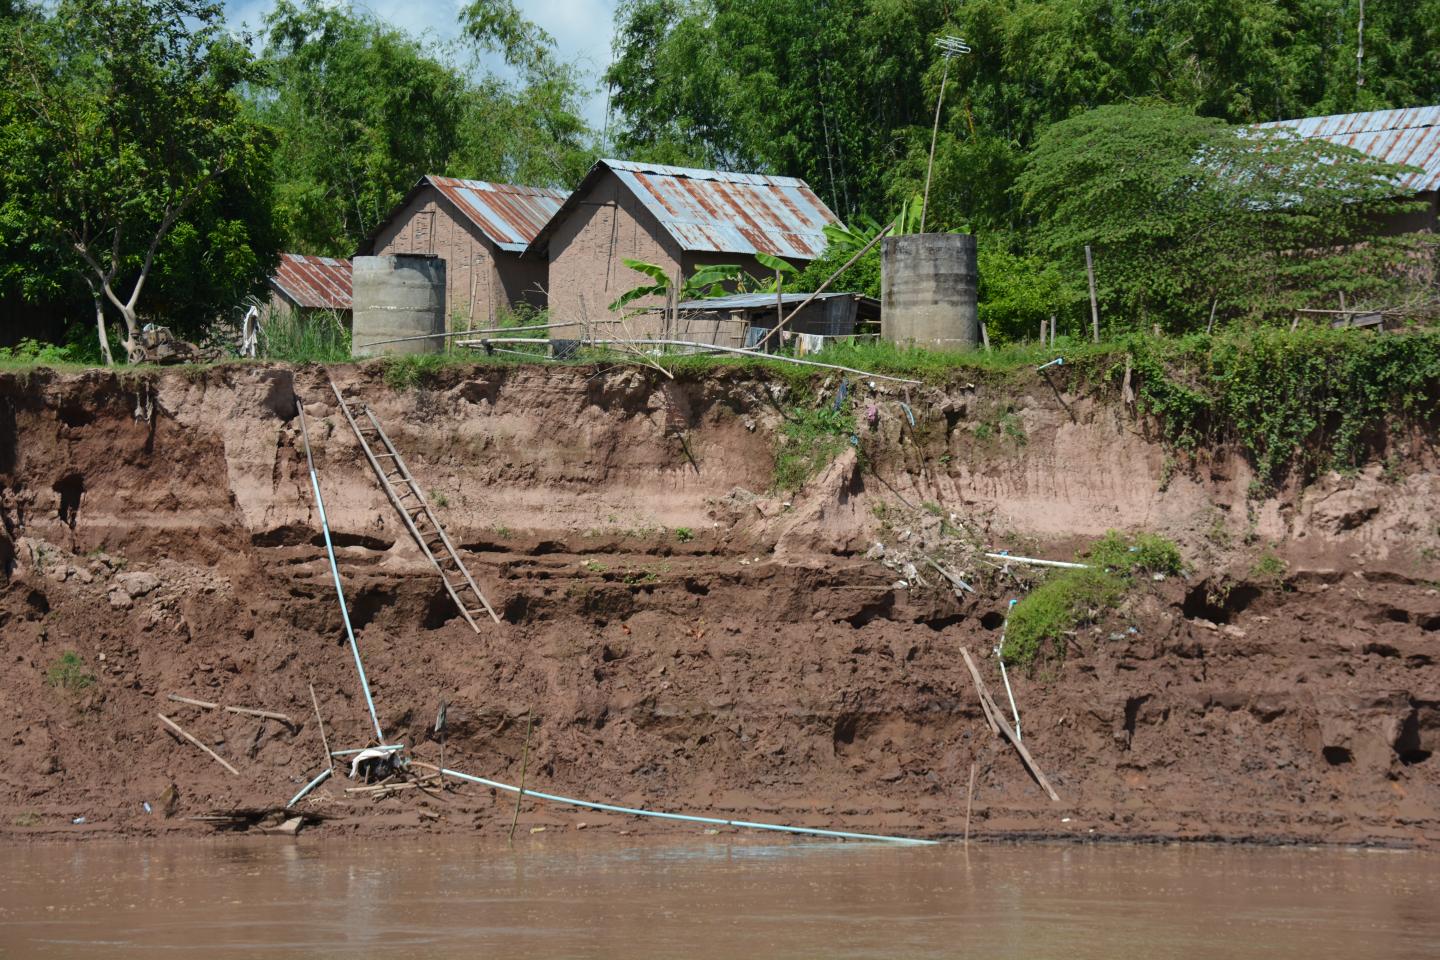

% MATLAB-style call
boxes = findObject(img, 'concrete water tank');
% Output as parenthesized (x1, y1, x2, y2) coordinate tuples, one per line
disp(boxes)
(351, 254, 446, 358)
(880, 234, 978, 350)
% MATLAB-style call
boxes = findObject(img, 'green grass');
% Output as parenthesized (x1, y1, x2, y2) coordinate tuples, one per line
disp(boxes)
(674, 527, 694, 543)
(46, 651, 95, 692)
(1251, 551, 1288, 584)
(258, 308, 351, 363)
(1002, 531, 1183, 671)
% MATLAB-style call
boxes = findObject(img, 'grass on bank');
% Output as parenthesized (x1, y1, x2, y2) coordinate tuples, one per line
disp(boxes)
(1002, 531, 1183, 671)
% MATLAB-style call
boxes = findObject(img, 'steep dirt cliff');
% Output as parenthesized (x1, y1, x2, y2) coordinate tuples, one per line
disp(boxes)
(0, 361, 1436, 846)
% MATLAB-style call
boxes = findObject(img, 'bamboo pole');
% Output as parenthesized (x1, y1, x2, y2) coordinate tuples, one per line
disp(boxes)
(158, 713, 240, 776)
(752, 223, 894, 351)
(309, 683, 333, 775)
(165, 694, 295, 728)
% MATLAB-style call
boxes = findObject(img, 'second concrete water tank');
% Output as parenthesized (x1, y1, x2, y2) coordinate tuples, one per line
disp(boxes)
(352, 254, 446, 358)
(880, 234, 978, 350)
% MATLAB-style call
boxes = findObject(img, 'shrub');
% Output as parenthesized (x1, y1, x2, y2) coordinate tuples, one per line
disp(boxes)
(1002, 531, 1182, 670)
(674, 527, 694, 543)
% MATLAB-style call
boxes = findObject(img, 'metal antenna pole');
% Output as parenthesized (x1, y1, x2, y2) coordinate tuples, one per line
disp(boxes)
(920, 35, 971, 234)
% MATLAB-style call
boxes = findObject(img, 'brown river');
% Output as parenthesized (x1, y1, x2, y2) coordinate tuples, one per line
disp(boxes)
(0, 838, 1436, 958)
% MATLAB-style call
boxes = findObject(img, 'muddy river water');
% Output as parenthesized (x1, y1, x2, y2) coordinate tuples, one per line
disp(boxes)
(0, 838, 1435, 958)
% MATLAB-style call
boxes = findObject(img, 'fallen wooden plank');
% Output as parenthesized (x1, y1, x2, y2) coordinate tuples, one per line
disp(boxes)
(158, 713, 240, 776)
(959, 650, 1062, 804)
(959, 648, 1000, 736)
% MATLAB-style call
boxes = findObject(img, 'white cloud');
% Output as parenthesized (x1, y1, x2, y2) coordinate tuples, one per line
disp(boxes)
(226, 0, 618, 126)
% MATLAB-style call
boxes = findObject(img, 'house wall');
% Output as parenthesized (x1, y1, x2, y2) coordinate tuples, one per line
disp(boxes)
(546, 170, 684, 338)
(371, 187, 546, 329)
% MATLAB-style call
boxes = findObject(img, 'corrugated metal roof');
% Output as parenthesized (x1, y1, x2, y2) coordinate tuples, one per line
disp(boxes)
(1257, 105, 1440, 193)
(270, 253, 352, 310)
(424, 176, 568, 252)
(607, 159, 840, 259)
(674, 292, 875, 310)
(527, 159, 842, 261)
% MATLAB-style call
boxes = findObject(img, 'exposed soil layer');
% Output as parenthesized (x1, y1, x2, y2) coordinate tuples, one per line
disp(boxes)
(1, 363, 1437, 847)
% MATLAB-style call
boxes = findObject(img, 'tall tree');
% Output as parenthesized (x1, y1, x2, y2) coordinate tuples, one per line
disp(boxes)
(0, 0, 274, 361)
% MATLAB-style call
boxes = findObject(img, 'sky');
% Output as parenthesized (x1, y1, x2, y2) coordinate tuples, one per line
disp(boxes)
(224, 0, 621, 126)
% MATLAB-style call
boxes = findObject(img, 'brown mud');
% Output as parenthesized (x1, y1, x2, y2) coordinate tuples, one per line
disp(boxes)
(0, 362, 1436, 847)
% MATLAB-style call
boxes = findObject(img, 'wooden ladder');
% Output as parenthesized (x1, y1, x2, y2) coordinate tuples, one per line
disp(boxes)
(328, 380, 500, 631)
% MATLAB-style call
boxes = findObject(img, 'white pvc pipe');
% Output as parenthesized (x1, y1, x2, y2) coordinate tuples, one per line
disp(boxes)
(994, 598, 1022, 741)
(984, 552, 1090, 570)
(437, 766, 936, 845)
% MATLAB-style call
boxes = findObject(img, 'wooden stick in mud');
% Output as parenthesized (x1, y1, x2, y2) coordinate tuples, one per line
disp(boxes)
(158, 713, 240, 776)
(965, 761, 977, 844)
(959, 649, 1062, 804)
(508, 709, 534, 846)
(309, 683, 333, 775)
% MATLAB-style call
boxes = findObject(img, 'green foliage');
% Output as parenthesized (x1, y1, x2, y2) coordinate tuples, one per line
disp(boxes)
(607, 0, 1440, 230)
(0, 0, 278, 351)
(674, 527, 694, 543)
(1003, 531, 1182, 669)
(381, 353, 452, 390)
(1017, 104, 1428, 332)
(773, 400, 853, 492)
(1123, 326, 1440, 488)
(608, 259, 747, 311)
(46, 651, 95, 692)
(0, 338, 81, 367)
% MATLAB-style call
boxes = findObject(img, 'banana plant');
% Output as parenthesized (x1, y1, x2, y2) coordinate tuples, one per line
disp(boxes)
(608, 259, 750, 311)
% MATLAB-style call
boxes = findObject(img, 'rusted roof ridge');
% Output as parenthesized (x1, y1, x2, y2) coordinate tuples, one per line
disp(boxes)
(271, 253, 353, 310)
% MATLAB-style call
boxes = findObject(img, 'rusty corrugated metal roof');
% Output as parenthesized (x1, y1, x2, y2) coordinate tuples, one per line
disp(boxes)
(608, 159, 840, 259)
(424, 177, 568, 252)
(1258, 105, 1440, 193)
(270, 253, 352, 310)
(527, 159, 842, 261)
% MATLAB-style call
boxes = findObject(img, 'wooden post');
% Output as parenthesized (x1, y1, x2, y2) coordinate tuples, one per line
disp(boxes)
(980, 322, 990, 352)
(1206, 299, 1218, 335)
(1049, 314, 1057, 347)
(1039, 318, 1046, 344)
(1085, 245, 1100, 343)
(964, 761, 977, 844)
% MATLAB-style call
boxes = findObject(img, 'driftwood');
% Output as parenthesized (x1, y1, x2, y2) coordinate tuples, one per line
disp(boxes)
(158, 713, 240, 776)
(959, 649, 1062, 803)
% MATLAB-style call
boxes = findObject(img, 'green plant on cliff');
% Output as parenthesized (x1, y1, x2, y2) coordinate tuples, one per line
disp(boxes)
(1003, 531, 1182, 671)
(1120, 327, 1440, 491)
(773, 400, 852, 492)
(46, 651, 95, 692)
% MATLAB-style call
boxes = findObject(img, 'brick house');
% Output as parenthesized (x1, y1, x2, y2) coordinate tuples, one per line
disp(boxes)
(356, 176, 567, 328)
(525, 159, 842, 334)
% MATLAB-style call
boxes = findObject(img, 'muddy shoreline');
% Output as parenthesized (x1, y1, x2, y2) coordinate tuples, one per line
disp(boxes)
(1, 363, 1436, 849)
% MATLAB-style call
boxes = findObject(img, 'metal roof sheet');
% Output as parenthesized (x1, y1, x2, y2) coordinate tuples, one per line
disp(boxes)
(1257, 105, 1440, 193)
(424, 176, 568, 252)
(270, 253, 352, 310)
(674, 292, 874, 310)
(607, 160, 840, 259)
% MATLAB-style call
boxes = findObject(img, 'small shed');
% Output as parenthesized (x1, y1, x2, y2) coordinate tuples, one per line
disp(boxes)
(356, 176, 567, 328)
(526, 159, 842, 335)
(667, 292, 880, 350)
(268, 253, 352, 317)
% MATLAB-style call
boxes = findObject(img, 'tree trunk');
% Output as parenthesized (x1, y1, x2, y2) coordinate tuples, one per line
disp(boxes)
(88, 281, 115, 367)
